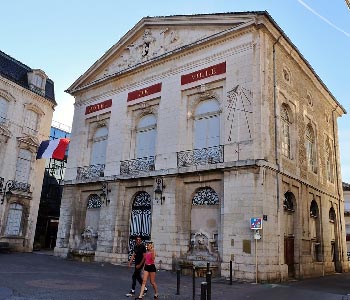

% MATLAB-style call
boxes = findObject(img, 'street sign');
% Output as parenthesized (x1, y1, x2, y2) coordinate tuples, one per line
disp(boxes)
(250, 217, 262, 230)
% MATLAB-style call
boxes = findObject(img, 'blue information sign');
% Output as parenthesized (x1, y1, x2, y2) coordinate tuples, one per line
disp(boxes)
(250, 217, 262, 230)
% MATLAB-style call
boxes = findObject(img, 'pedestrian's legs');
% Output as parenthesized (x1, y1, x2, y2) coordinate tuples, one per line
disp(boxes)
(149, 272, 158, 296)
(132, 268, 141, 290)
(135, 266, 143, 286)
(138, 271, 149, 298)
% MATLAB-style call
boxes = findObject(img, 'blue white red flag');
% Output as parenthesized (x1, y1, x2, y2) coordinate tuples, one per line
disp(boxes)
(36, 138, 70, 160)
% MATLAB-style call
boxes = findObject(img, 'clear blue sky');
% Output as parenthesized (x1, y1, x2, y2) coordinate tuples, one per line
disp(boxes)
(1, 0, 349, 182)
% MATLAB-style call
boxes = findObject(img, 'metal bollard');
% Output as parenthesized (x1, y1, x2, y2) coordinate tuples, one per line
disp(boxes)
(206, 271, 212, 300)
(230, 260, 233, 285)
(193, 266, 196, 300)
(176, 268, 180, 295)
(200, 282, 207, 300)
(206, 262, 210, 273)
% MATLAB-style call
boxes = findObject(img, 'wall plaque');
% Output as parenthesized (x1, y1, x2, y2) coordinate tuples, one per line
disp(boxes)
(85, 99, 112, 115)
(181, 62, 226, 85)
(127, 83, 162, 102)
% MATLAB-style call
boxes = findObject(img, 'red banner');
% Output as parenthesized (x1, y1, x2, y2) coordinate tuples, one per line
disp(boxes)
(127, 83, 162, 102)
(181, 62, 226, 85)
(85, 99, 112, 115)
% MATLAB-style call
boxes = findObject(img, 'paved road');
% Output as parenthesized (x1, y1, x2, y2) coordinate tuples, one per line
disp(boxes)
(1, 252, 350, 300)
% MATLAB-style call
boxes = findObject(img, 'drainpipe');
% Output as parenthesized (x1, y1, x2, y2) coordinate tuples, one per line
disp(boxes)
(273, 35, 282, 280)
(331, 104, 343, 272)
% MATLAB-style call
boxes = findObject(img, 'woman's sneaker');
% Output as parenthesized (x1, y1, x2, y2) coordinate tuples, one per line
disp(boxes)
(143, 288, 148, 296)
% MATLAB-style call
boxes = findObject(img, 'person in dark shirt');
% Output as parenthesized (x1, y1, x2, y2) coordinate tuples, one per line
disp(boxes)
(126, 236, 148, 297)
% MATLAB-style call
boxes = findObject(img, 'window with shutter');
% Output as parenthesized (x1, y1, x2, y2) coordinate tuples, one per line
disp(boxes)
(15, 149, 32, 183)
(90, 127, 108, 166)
(5, 203, 23, 236)
(24, 110, 38, 135)
(0, 97, 9, 124)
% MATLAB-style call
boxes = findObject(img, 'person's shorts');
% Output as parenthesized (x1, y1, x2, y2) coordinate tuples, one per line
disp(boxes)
(144, 264, 156, 272)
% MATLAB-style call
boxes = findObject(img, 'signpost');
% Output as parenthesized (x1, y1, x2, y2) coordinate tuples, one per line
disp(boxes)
(250, 218, 262, 283)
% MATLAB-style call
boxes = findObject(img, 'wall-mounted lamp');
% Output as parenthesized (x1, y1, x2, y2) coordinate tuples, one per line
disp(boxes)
(100, 182, 111, 205)
(154, 177, 165, 205)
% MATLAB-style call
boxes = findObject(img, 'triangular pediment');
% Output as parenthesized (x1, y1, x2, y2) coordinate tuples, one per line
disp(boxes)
(67, 12, 262, 94)
(17, 135, 39, 148)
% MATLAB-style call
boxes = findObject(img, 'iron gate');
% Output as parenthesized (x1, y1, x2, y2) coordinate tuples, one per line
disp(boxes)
(128, 191, 152, 257)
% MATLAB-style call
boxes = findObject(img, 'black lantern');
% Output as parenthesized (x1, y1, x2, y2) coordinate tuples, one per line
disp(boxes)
(154, 177, 165, 205)
(100, 182, 110, 205)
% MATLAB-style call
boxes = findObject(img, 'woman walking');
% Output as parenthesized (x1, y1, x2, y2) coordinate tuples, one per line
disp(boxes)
(137, 241, 159, 299)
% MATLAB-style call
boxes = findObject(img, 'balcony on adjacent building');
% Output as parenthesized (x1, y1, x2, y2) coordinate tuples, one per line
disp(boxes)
(177, 145, 224, 168)
(76, 164, 105, 181)
(120, 156, 155, 175)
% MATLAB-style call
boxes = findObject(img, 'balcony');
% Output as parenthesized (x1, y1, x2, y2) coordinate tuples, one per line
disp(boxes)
(120, 156, 155, 175)
(76, 164, 105, 181)
(0, 179, 31, 204)
(177, 145, 224, 167)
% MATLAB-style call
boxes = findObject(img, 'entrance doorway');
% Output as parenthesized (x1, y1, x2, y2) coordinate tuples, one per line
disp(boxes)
(128, 192, 152, 257)
(284, 236, 295, 277)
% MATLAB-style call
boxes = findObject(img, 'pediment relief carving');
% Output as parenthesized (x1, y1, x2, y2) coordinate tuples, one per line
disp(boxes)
(68, 14, 258, 93)
(97, 26, 234, 80)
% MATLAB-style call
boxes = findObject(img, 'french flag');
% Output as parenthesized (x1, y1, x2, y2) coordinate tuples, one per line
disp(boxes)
(36, 138, 70, 160)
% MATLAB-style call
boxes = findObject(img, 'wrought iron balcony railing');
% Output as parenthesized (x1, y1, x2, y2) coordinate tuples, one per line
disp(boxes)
(120, 156, 155, 175)
(1, 179, 31, 204)
(177, 145, 224, 167)
(76, 164, 105, 181)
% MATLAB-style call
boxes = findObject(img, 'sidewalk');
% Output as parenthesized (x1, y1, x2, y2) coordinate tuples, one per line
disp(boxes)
(0, 252, 349, 300)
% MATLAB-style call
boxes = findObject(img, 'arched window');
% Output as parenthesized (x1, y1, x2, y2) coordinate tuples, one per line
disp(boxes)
(325, 139, 334, 182)
(90, 126, 108, 166)
(283, 191, 295, 212)
(309, 199, 321, 261)
(85, 194, 102, 231)
(329, 207, 336, 222)
(87, 194, 102, 209)
(194, 99, 220, 149)
(5, 203, 23, 236)
(15, 149, 32, 183)
(281, 105, 291, 158)
(306, 124, 316, 173)
(310, 200, 318, 218)
(0, 96, 9, 123)
(192, 187, 219, 205)
(136, 115, 156, 158)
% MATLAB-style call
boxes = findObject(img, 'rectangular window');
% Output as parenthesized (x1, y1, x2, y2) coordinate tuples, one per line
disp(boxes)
(15, 149, 32, 183)
(0, 97, 9, 123)
(23, 110, 38, 135)
(5, 204, 23, 236)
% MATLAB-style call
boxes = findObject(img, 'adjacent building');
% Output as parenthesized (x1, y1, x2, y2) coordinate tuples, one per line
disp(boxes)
(55, 12, 347, 281)
(343, 182, 350, 255)
(34, 122, 71, 250)
(0, 50, 56, 251)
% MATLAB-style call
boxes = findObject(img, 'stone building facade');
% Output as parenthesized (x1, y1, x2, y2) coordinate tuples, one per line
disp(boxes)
(343, 182, 350, 255)
(55, 12, 347, 281)
(0, 50, 56, 251)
